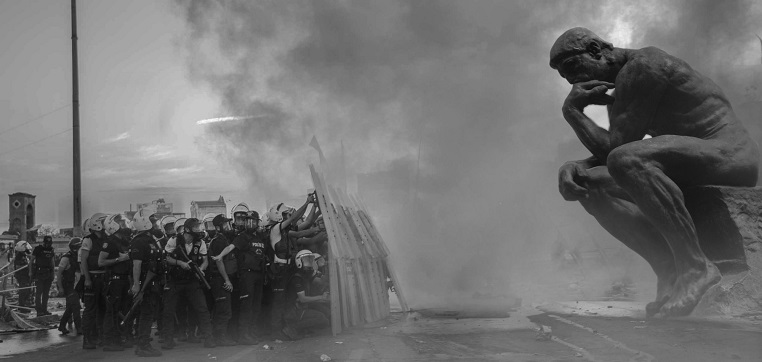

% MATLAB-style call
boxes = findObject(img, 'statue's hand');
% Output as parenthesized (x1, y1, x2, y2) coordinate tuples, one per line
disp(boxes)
(564, 80, 615, 110)
(558, 162, 589, 201)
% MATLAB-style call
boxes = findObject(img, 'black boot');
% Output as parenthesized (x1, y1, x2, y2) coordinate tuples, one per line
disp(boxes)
(135, 344, 163, 357)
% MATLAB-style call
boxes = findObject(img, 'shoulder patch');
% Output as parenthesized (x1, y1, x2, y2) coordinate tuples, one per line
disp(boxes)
(102, 242, 108, 249)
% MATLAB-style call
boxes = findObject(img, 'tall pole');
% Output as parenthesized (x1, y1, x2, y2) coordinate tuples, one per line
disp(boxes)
(71, 0, 82, 237)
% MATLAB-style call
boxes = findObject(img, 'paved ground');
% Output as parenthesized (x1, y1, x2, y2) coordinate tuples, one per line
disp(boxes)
(2, 300, 761, 362)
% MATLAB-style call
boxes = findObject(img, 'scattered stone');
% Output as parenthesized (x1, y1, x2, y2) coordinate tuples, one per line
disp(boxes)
(335, 341, 343, 344)
(575, 352, 583, 357)
(274, 339, 283, 344)
(633, 326, 647, 329)
(320, 354, 332, 361)
(263, 344, 272, 350)
(535, 325, 552, 341)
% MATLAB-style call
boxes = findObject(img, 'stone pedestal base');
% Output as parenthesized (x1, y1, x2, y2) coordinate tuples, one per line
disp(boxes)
(685, 186, 762, 317)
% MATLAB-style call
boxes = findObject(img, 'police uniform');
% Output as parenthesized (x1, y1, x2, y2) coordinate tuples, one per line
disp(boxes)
(232, 230, 267, 342)
(58, 249, 81, 333)
(129, 232, 163, 351)
(161, 235, 213, 348)
(268, 222, 297, 333)
(207, 232, 236, 343)
(31, 243, 55, 315)
(101, 234, 133, 349)
(13, 240, 32, 307)
(165, 236, 199, 342)
(283, 269, 329, 337)
(153, 235, 170, 337)
(80, 233, 107, 348)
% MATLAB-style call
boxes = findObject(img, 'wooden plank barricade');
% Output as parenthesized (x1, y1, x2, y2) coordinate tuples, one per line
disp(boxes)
(309, 165, 408, 335)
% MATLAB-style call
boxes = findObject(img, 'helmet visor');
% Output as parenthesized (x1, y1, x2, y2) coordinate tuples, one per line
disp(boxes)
(233, 213, 246, 226)
(244, 217, 259, 230)
(299, 253, 316, 269)
(116, 217, 131, 231)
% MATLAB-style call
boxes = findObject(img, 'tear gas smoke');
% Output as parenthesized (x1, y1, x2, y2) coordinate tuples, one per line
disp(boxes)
(172, 0, 762, 308)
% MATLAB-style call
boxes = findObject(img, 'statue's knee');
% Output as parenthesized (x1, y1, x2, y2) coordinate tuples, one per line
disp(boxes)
(607, 147, 645, 183)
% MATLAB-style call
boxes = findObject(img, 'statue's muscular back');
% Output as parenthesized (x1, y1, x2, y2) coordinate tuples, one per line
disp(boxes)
(611, 46, 759, 185)
(619, 47, 739, 138)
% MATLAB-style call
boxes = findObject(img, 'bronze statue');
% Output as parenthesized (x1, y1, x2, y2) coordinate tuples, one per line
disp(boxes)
(550, 28, 759, 317)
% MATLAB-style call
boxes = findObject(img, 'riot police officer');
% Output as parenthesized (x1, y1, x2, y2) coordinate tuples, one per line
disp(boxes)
(30, 235, 56, 316)
(129, 210, 165, 357)
(80, 213, 108, 349)
(98, 214, 133, 352)
(206, 214, 237, 346)
(154, 215, 177, 340)
(161, 218, 215, 349)
(56, 237, 82, 335)
(12, 235, 33, 307)
(230, 211, 268, 345)
(266, 194, 318, 337)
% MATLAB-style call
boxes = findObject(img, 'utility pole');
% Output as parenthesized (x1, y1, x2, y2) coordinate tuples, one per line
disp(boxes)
(71, 0, 82, 237)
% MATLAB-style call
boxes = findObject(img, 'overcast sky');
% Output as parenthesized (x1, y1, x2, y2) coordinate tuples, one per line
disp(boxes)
(0, 2, 760, 297)
(0, 0, 245, 229)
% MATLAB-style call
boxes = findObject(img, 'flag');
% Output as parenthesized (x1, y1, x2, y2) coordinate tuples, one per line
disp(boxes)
(309, 135, 327, 166)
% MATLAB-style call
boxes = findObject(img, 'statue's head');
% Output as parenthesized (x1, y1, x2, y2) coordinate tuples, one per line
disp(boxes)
(549, 27, 615, 84)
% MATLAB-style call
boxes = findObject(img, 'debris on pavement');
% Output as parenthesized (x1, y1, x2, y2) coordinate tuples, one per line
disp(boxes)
(335, 341, 343, 344)
(263, 344, 272, 350)
(320, 354, 332, 361)
(274, 339, 283, 344)
(535, 325, 552, 341)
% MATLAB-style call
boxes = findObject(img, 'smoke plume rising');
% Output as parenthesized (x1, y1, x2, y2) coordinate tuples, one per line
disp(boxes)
(172, 0, 762, 307)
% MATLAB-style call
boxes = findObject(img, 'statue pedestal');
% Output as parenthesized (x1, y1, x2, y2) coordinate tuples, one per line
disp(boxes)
(684, 186, 762, 317)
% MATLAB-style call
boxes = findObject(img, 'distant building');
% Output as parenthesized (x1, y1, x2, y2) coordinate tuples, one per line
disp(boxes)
(125, 198, 185, 221)
(190, 196, 227, 219)
(8, 192, 36, 242)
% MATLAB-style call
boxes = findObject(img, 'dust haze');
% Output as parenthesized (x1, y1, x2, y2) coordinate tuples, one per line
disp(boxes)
(170, 0, 762, 309)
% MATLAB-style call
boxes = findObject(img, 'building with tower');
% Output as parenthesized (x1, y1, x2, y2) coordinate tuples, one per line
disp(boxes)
(8, 192, 36, 242)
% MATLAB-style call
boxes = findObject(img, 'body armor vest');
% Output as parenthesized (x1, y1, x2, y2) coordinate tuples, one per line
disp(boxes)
(106, 236, 132, 276)
(13, 242, 29, 266)
(85, 234, 105, 272)
(61, 251, 79, 287)
(237, 231, 267, 271)
(272, 223, 295, 262)
(169, 238, 203, 281)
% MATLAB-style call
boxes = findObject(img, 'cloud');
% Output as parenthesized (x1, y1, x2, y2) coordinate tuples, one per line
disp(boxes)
(104, 131, 130, 143)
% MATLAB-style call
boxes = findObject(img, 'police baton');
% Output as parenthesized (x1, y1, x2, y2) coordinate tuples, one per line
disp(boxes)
(119, 270, 156, 326)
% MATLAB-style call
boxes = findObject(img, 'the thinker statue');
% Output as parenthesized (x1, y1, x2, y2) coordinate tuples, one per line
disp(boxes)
(550, 28, 759, 317)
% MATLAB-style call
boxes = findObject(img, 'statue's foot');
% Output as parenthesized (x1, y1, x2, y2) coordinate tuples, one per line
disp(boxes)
(647, 268, 677, 318)
(646, 296, 669, 318)
(658, 263, 721, 317)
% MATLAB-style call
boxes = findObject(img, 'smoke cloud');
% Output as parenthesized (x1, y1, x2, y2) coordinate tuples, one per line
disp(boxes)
(171, 0, 762, 307)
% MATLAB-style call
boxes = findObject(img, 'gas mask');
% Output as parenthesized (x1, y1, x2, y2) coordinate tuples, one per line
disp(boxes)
(164, 224, 176, 238)
(149, 216, 165, 238)
(297, 253, 317, 276)
(233, 213, 247, 231)
(187, 223, 206, 241)
(244, 218, 259, 232)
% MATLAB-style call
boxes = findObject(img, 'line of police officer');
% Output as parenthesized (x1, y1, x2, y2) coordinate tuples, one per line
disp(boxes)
(75, 193, 328, 357)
